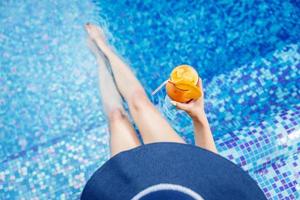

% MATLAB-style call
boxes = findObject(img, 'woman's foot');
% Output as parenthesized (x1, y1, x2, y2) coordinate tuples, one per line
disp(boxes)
(86, 37, 104, 61)
(86, 34, 125, 118)
(85, 23, 107, 47)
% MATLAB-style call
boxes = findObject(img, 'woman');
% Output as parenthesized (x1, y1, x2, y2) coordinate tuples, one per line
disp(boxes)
(81, 23, 266, 200)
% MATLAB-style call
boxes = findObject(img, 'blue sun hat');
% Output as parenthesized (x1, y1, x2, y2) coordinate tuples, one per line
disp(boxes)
(81, 142, 267, 200)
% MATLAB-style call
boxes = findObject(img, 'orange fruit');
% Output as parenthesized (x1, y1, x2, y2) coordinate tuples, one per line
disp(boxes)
(166, 65, 201, 103)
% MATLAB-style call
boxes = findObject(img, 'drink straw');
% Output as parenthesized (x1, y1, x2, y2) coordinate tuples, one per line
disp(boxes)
(151, 80, 168, 96)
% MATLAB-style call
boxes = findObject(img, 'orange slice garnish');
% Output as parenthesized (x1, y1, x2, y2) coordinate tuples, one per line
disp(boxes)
(166, 65, 201, 103)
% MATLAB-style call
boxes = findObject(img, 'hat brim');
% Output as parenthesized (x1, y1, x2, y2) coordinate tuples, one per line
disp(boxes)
(81, 142, 266, 200)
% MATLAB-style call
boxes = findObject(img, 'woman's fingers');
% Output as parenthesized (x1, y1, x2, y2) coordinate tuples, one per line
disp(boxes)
(170, 77, 203, 111)
(170, 100, 192, 111)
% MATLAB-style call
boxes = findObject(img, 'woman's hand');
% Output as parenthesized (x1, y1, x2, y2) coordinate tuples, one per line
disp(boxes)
(170, 77, 218, 153)
(170, 78, 207, 123)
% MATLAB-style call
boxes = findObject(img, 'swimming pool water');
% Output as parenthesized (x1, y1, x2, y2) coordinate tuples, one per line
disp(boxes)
(0, 0, 300, 199)
(96, 0, 300, 86)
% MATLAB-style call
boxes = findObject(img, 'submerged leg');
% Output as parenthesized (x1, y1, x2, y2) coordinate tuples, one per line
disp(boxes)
(87, 38, 141, 157)
(85, 24, 185, 144)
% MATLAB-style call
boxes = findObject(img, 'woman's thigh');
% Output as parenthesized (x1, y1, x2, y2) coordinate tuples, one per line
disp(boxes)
(127, 90, 186, 144)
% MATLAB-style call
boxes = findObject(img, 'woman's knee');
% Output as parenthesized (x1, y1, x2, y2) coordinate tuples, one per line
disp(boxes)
(108, 108, 126, 122)
(129, 89, 151, 111)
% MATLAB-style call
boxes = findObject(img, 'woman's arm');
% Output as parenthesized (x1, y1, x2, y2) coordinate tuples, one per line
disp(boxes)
(192, 113, 218, 153)
(171, 78, 218, 154)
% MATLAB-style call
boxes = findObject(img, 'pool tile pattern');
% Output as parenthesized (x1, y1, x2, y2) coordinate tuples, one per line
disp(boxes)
(155, 44, 300, 138)
(1, 0, 300, 199)
(0, 0, 105, 161)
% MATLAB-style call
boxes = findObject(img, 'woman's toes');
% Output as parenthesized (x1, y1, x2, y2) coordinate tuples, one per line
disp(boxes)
(84, 23, 106, 42)
(85, 23, 93, 35)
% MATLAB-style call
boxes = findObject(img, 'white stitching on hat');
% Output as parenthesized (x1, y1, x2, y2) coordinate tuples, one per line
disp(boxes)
(131, 183, 205, 200)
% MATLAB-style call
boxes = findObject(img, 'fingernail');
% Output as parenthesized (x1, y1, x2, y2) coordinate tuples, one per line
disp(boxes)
(170, 101, 176, 106)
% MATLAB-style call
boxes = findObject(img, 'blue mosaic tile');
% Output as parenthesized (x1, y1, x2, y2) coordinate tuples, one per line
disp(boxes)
(0, 0, 105, 162)
(0, 126, 109, 199)
(154, 44, 300, 138)
(217, 105, 300, 199)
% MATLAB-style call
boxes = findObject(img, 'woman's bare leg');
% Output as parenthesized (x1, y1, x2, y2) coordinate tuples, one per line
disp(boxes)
(87, 38, 141, 157)
(85, 23, 185, 144)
